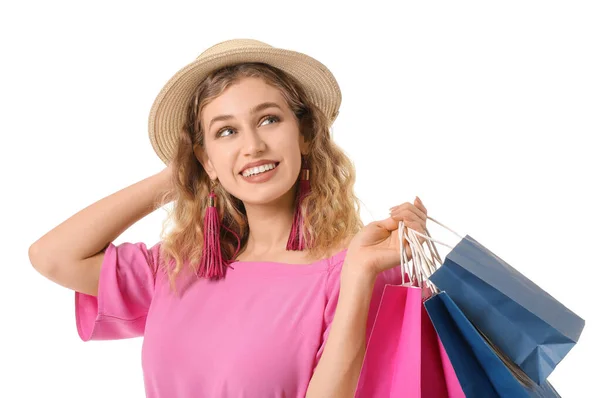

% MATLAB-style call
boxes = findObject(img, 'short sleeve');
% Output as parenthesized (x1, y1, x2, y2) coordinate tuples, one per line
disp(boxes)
(314, 257, 344, 364)
(75, 241, 161, 341)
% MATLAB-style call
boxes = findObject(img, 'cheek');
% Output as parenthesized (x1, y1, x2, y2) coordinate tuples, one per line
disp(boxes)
(273, 125, 303, 151)
(217, 155, 237, 176)
(205, 147, 235, 176)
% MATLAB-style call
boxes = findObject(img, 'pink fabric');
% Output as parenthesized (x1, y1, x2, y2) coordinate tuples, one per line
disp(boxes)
(355, 285, 466, 398)
(75, 241, 405, 397)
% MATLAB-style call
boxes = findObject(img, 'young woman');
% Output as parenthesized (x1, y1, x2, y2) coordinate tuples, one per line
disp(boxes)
(29, 39, 428, 397)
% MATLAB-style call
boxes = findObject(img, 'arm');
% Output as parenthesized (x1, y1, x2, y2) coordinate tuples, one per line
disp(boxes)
(305, 260, 376, 398)
(28, 166, 174, 296)
(306, 203, 428, 397)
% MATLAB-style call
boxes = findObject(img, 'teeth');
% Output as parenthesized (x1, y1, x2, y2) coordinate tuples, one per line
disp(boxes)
(242, 163, 276, 177)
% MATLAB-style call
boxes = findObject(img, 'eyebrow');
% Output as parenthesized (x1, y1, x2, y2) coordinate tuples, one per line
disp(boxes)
(207, 102, 282, 131)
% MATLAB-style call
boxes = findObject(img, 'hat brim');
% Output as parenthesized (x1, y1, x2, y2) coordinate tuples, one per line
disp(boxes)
(148, 47, 341, 165)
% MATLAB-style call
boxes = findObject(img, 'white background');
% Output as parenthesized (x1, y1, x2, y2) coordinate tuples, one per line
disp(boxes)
(2, 1, 598, 397)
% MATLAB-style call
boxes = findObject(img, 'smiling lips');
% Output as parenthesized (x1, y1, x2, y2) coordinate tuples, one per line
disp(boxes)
(241, 163, 278, 177)
(239, 159, 279, 174)
(240, 162, 280, 183)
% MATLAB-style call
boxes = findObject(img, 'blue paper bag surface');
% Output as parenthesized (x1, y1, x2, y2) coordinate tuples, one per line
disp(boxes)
(424, 292, 561, 397)
(429, 235, 584, 383)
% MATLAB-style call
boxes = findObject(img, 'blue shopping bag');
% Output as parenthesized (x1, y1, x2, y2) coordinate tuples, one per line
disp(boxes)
(424, 292, 561, 398)
(428, 234, 585, 384)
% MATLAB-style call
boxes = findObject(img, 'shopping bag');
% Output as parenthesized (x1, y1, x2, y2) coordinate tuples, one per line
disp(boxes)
(420, 299, 465, 398)
(354, 284, 464, 397)
(425, 291, 561, 397)
(355, 284, 422, 397)
(428, 231, 585, 384)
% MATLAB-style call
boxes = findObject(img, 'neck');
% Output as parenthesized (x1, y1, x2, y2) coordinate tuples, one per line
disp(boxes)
(240, 188, 296, 257)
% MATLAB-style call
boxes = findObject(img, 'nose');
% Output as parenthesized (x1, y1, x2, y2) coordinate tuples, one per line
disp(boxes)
(242, 126, 267, 156)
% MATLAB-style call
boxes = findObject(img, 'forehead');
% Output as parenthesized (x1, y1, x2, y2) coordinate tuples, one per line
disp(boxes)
(201, 77, 287, 121)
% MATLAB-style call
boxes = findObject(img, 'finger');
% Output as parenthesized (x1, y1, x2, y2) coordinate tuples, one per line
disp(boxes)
(407, 221, 426, 234)
(391, 210, 426, 233)
(391, 198, 426, 213)
(391, 216, 424, 236)
(389, 202, 410, 212)
(390, 203, 424, 219)
(390, 205, 427, 223)
(390, 213, 425, 233)
(374, 216, 401, 233)
(408, 227, 427, 243)
(414, 196, 427, 215)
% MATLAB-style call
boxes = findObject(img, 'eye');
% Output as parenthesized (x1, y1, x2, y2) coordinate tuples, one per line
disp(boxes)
(216, 116, 280, 138)
(260, 115, 280, 126)
(216, 127, 235, 138)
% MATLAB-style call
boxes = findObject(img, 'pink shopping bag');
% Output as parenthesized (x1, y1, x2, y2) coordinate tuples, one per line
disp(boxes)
(355, 284, 465, 398)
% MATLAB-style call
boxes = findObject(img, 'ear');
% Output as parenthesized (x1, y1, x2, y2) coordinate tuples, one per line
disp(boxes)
(193, 144, 218, 180)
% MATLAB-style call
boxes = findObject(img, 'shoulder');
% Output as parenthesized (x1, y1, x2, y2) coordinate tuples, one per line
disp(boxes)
(324, 235, 353, 273)
(325, 235, 353, 258)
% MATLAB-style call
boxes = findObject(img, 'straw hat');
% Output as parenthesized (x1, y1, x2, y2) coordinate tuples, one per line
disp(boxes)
(147, 39, 342, 165)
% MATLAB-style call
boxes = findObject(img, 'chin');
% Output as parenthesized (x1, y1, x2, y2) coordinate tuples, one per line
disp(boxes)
(232, 179, 297, 206)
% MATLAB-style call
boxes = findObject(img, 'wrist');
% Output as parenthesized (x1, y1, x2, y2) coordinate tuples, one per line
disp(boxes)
(152, 168, 176, 205)
(340, 255, 377, 290)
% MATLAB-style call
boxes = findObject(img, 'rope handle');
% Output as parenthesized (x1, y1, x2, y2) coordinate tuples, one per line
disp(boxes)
(397, 215, 464, 292)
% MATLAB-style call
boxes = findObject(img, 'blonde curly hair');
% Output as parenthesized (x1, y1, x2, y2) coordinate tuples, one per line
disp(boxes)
(154, 62, 363, 291)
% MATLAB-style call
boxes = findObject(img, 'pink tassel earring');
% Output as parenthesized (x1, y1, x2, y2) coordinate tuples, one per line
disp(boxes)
(199, 181, 229, 279)
(286, 155, 311, 251)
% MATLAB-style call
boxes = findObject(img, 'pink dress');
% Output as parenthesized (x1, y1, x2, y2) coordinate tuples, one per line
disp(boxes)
(75, 241, 403, 397)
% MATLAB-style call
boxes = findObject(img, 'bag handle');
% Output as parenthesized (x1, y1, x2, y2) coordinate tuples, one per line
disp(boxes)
(398, 222, 440, 292)
(427, 216, 463, 240)
(406, 215, 463, 250)
(401, 215, 465, 278)
(407, 228, 439, 293)
(397, 215, 465, 293)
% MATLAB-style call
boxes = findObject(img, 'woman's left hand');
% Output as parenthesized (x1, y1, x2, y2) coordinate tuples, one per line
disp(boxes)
(345, 197, 428, 277)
